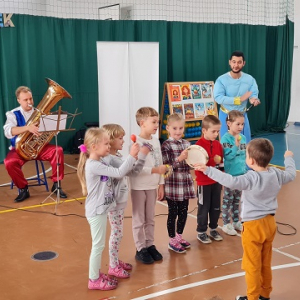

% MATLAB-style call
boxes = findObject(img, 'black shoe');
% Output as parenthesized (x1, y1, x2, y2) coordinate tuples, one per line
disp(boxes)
(147, 245, 163, 261)
(135, 248, 154, 264)
(14, 186, 30, 202)
(51, 182, 67, 198)
(259, 296, 270, 300)
(236, 296, 247, 300)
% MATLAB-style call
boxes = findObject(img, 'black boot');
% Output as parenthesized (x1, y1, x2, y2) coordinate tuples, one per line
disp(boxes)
(51, 181, 67, 198)
(14, 185, 30, 202)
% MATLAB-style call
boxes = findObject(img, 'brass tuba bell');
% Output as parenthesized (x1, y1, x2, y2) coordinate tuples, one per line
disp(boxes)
(15, 78, 72, 160)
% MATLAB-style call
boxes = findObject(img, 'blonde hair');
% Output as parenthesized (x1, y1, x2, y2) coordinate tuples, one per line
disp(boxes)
(15, 86, 31, 98)
(102, 124, 125, 142)
(135, 107, 158, 126)
(202, 115, 221, 130)
(77, 127, 108, 196)
(247, 138, 274, 168)
(167, 113, 185, 125)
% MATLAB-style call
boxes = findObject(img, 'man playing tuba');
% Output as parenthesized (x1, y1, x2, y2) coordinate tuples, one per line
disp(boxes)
(3, 86, 67, 202)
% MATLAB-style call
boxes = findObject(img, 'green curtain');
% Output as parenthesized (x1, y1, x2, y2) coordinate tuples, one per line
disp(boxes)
(0, 15, 294, 162)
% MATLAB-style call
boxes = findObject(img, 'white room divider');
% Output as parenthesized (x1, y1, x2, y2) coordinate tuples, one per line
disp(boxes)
(97, 42, 159, 155)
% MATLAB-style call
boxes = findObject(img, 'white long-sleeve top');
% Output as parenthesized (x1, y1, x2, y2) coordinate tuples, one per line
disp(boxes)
(3, 106, 34, 139)
(129, 135, 164, 190)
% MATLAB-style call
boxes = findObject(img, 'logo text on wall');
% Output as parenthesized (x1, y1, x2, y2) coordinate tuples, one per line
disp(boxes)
(0, 14, 15, 27)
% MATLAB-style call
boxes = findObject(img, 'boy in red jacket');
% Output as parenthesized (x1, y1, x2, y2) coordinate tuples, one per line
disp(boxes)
(195, 115, 224, 243)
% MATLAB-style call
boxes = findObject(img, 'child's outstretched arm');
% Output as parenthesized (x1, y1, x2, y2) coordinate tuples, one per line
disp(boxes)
(128, 144, 152, 177)
(129, 142, 140, 159)
(194, 163, 251, 191)
(280, 151, 296, 184)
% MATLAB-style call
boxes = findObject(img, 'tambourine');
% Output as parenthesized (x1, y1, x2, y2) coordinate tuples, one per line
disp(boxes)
(185, 145, 209, 168)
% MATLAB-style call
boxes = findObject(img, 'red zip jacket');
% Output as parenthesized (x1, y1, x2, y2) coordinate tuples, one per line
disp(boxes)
(195, 137, 224, 186)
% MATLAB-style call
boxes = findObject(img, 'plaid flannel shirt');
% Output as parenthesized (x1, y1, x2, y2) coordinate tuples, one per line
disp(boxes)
(161, 138, 196, 201)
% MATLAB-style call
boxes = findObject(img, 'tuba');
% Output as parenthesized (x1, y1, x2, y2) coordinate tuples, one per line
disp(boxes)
(15, 78, 72, 160)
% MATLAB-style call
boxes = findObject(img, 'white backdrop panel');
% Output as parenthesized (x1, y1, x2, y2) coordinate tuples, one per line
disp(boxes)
(129, 42, 159, 138)
(97, 42, 130, 148)
(97, 42, 159, 155)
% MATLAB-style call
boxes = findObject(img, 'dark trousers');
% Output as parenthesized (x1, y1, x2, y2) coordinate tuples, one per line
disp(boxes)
(196, 183, 222, 233)
(167, 198, 189, 238)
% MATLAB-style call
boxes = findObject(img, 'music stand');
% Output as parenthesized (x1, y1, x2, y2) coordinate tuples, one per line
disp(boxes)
(40, 106, 76, 213)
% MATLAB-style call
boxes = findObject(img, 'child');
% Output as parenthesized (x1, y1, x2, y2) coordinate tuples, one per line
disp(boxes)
(129, 107, 167, 264)
(77, 127, 140, 290)
(161, 113, 196, 253)
(221, 110, 247, 236)
(102, 124, 151, 278)
(195, 115, 224, 243)
(194, 138, 296, 300)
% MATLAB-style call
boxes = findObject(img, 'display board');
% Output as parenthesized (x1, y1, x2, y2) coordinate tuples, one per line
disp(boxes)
(159, 81, 218, 142)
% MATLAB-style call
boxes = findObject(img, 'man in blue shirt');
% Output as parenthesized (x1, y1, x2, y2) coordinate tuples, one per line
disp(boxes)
(214, 51, 260, 143)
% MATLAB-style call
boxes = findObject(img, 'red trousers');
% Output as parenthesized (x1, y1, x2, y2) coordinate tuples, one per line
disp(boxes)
(4, 144, 64, 189)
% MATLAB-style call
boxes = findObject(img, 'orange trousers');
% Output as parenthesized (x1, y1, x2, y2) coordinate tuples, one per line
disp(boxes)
(241, 215, 276, 300)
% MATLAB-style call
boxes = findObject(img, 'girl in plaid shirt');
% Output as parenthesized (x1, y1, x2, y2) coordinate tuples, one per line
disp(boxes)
(161, 113, 196, 253)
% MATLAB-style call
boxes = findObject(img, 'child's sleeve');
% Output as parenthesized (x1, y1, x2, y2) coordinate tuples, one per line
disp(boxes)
(221, 136, 238, 161)
(93, 155, 136, 178)
(276, 156, 296, 184)
(204, 166, 253, 190)
(126, 152, 147, 177)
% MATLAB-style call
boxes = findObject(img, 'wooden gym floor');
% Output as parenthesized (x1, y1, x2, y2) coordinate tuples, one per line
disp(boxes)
(0, 126, 299, 300)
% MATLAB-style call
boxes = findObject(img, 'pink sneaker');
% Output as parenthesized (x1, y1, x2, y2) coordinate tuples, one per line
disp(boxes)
(168, 237, 186, 253)
(88, 277, 117, 290)
(118, 260, 133, 271)
(176, 233, 191, 249)
(99, 272, 118, 285)
(108, 265, 130, 279)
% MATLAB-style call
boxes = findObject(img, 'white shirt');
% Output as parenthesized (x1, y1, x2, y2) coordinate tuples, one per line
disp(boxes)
(3, 106, 34, 139)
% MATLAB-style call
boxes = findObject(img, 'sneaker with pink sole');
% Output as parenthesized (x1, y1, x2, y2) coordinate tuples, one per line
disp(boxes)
(118, 260, 133, 271)
(175, 233, 191, 249)
(88, 277, 117, 290)
(168, 237, 186, 253)
(108, 265, 130, 279)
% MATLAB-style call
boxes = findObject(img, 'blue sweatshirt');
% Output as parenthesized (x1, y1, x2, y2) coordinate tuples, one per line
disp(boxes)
(214, 72, 259, 112)
(221, 132, 247, 176)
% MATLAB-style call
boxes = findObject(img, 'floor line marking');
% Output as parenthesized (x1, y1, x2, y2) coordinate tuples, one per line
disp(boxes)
(130, 262, 300, 300)
(272, 248, 300, 262)
(0, 197, 86, 214)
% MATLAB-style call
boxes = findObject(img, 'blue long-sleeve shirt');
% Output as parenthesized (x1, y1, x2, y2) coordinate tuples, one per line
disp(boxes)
(214, 72, 259, 112)
(221, 132, 247, 176)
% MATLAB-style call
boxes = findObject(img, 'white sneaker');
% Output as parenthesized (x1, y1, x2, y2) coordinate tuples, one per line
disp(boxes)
(222, 223, 237, 236)
(233, 221, 243, 232)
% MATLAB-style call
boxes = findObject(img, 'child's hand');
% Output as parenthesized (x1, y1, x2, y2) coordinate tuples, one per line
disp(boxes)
(214, 155, 222, 164)
(129, 143, 140, 159)
(193, 163, 207, 172)
(235, 135, 241, 146)
(155, 164, 168, 175)
(178, 149, 188, 162)
(157, 184, 164, 201)
(140, 143, 152, 155)
(284, 150, 294, 157)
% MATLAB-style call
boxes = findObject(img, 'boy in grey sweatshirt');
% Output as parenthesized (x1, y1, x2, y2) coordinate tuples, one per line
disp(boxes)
(194, 138, 296, 300)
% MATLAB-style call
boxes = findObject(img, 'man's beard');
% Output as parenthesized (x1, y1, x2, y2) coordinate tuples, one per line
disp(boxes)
(231, 66, 243, 74)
